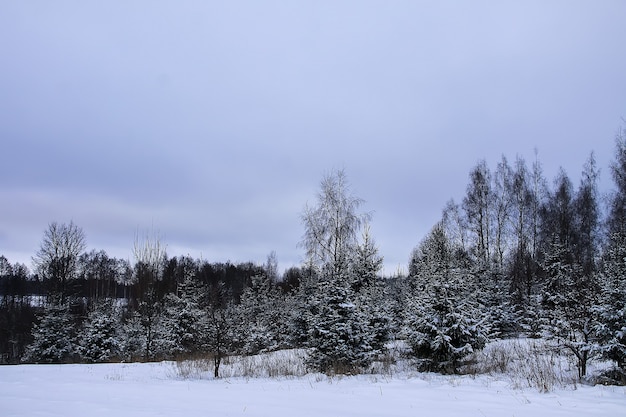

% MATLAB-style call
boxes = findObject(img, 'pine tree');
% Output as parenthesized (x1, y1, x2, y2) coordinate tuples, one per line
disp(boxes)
(23, 302, 76, 363)
(77, 301, 120, 363)
(157, 291, 205, 358)
(351, 224, 383, 291)
(405, 281, 488, 374)
(404, 224, 489, 374)
(596, 233, 626, 375)
(306, 273, 377, 374)
(595, 127, 626, 380)
(235, 273, 289, 355)
(285, 266, 317, 348)
(351, 224, 390, 352)
(120, 311, 145, 362)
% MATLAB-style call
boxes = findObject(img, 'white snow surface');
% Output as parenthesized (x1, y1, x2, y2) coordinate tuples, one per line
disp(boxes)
(1, 362, 624, 417)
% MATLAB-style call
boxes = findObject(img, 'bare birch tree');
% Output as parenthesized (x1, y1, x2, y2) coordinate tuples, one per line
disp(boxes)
(300, 169, 370, 279)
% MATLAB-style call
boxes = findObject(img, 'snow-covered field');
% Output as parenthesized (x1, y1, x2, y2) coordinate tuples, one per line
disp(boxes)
(1, 359, 624, 417)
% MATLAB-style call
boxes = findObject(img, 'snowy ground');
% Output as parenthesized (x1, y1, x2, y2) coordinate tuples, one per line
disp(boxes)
(1, 360, 624, 417)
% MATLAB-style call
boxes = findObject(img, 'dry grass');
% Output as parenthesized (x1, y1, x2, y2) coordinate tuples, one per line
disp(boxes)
(463, 338, 578, 392)
(171, 338, 602, 392)
(172, 349, 308, 379)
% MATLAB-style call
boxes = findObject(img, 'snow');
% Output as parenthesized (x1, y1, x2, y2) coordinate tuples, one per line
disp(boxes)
(1, 362, 624, 417)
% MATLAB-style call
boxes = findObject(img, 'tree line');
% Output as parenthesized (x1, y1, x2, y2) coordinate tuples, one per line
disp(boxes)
(1, 126, 625, 383)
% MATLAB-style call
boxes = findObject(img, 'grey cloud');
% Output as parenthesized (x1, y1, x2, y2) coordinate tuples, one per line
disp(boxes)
(1, 1, 625, 274)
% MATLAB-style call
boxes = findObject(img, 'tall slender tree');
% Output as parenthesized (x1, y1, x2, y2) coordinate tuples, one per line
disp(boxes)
(442, 199, 468, 253)
(463, 160, 493, 266)
(608, 126, 626, 236)
(492, 156, 513, 269)
(530, 150, 547, 260)
(574, 152, 600, 277)
(508, 156, 536, 304)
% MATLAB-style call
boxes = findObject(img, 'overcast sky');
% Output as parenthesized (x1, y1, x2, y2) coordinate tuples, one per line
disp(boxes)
(1, 1, 625, 275)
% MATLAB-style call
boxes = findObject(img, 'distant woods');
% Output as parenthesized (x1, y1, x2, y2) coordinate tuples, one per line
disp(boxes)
(1, 125, 626, 382)
(1, 245, 278, 365)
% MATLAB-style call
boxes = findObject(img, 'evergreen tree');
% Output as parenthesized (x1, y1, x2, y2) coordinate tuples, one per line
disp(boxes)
(404, 224, 489, 374)
(77, 301, 120, 363)
(355, 278, 392, 353)
(157, 290, 205, 358)
(596, 131, 626, 377)
(596, 232, 626, 372)
(405, 281, 488, 374)
(120, 311, 145, 362)
(23, 302, 76, 363)
(351, 224, 383, 292)
(235, 273, 289, 355)
(352, 224, 390, 353)
(306, 273, 377, 374)
(285, 266, 318, 348)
